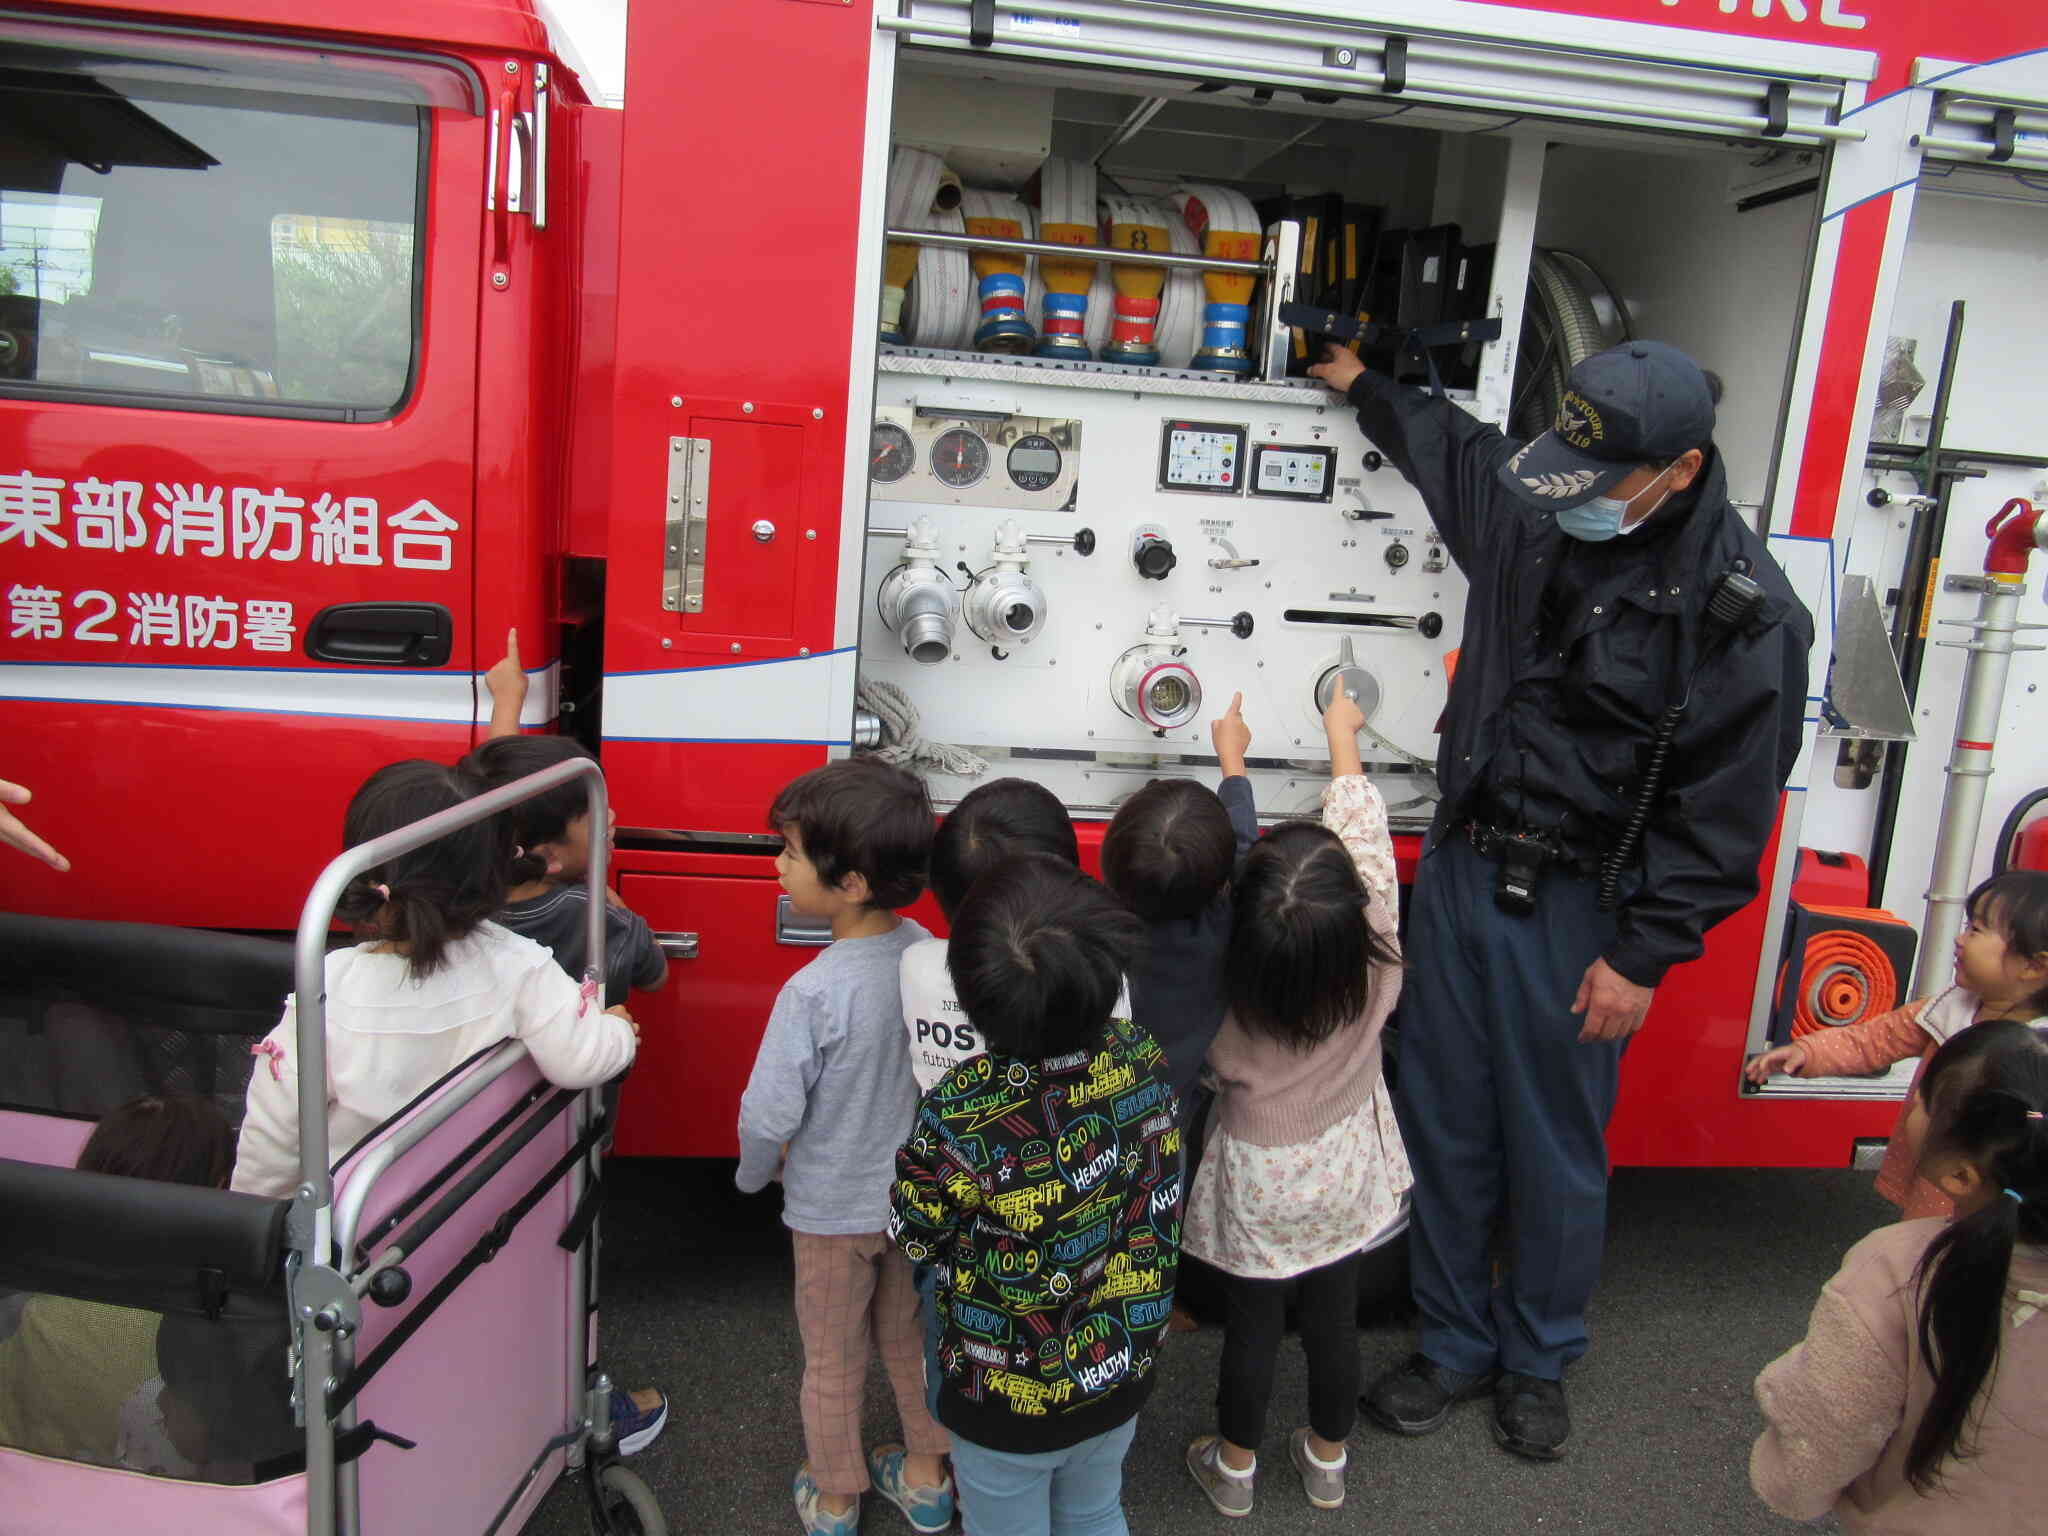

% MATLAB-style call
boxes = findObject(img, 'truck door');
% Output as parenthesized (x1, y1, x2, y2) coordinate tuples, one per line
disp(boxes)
(0, 20, 489, 928)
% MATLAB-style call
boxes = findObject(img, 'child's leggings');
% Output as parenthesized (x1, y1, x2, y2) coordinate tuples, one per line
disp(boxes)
(1216, 1250, 1364, 1449)
(792, 1231, 949, 1494)
(950, 1415, 1137, 1536)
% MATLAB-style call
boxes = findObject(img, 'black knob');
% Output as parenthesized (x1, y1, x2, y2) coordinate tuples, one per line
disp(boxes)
(368, 1266, 414, 1309)
(1230, 611, 1255, 640)
(1866, 487, 1892, 508)
(1072, 527, 1096, 557)
(1418, 611, 1443, 640)
(1362, 450, 1384, 473)
(1385, 541, 1409, 570)
(1134, 537, 1177, 581)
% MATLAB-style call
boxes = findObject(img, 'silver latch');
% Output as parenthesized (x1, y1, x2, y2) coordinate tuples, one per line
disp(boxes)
(664, 437, 712, 614)
(654, 931, 701, 960)
(775, 894, 833, 947)
(752, 519, 777, 543)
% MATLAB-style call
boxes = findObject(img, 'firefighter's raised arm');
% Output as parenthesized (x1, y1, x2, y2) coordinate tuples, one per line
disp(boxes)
(0, 777, 68, 872)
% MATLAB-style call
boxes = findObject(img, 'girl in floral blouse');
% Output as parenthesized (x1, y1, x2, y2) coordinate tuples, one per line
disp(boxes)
(1183, 691, 1411, 1517)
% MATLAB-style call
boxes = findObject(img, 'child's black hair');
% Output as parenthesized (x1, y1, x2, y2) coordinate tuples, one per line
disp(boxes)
(1964, 869, 2048, 1012)
(1225, 821, 1401, 1046)
(333, 760, 510, 978)
(930, 777, 1079, 919)
(1100, 779, 1235, 923)
(948, 852, 1145, 1059)
(767, 756, 933, 911)
(1904, 1018, 2048, 1491)
(77, 1093, 234, 1188)
(456, 734, 596, 885)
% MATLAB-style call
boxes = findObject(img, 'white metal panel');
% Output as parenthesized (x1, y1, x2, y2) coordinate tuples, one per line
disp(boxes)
(885, 0, 1862, 145)
(1913, 53, 2048, 169)
(1812, 184, 2048, 919)
(862, 362, 1466, 823)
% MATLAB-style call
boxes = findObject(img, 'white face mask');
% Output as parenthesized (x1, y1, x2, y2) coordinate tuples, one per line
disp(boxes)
(1566, 465, 1675, 542)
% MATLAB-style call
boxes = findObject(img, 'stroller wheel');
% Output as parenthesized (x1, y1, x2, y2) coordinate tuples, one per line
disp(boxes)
(595, 1463, 668, 1536)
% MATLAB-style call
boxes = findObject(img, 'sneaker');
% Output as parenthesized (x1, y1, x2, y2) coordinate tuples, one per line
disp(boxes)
(610, 1388, 668, 1456)
(793, 1463, 861, 1536)
(1361, 1353, 1498, 1436)
(1287, 1427, 1347, 1510)
(1184, 1434, 1255, 1518)
(1492, 1372, 1570, 1461)
(867, 1442, 954, 1534)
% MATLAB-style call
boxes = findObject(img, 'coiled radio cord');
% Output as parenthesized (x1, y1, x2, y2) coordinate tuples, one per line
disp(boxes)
(1598, 569, 1766, 911)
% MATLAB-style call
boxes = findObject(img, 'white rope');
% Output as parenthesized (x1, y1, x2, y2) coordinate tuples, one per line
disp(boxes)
(1153, 197, 1203, 369)
(1173, 182, 1260, 240)
(905, 204, 972, 349)
(886, 145, 949, 228)
(857, 680, 989, 777)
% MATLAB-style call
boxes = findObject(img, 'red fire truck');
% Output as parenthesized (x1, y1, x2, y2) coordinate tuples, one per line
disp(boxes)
(3, 0, 2045, 1166)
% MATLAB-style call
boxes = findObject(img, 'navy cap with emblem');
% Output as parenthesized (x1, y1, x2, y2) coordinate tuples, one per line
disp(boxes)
(1497, 340, 1716, 510)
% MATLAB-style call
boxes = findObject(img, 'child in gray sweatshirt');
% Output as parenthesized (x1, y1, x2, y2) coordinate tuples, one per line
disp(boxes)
(735, 757, 953, 1536)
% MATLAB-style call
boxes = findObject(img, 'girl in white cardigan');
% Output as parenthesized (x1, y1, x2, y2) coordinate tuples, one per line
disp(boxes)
(231, 759, 638, 1198)
(1183, 692, 1411, 1517)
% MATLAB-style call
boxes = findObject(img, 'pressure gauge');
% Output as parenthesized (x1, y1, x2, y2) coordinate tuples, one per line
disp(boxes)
(1007, 434, 1063, 492)
(931, 427, 990, 489)
(870, 421, 914, 484)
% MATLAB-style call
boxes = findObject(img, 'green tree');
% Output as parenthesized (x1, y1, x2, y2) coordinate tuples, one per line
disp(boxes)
(271, 224, 415, 407)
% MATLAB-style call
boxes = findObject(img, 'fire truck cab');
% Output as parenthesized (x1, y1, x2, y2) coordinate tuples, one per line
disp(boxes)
(3, 0, 2046, 1164)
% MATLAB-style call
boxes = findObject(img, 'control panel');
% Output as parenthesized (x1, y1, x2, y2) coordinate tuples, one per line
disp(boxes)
(1249, 442, 1337, 502)
(1157, 421, 1247, 495)
(871, 405, 1082, 511)
(861, 367, 1470, 820)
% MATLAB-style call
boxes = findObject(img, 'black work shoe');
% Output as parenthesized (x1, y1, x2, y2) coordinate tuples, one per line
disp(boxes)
(1361, 1353, 1499, 1436)
(1492, 1372, 1570, 1461)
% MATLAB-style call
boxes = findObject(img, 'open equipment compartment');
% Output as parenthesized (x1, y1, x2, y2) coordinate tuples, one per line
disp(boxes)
(852, 7, 1839, 825)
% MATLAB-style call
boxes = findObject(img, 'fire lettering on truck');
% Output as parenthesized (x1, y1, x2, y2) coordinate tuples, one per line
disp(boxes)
(1651, 0, 1868, 30)
(5, 472, 462, 658)
(0, 471, 461, 572)
(8, 585, 299, 655)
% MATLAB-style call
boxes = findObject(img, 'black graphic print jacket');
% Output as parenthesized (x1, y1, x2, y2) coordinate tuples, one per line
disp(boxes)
(889, 1014, 1183, 1454)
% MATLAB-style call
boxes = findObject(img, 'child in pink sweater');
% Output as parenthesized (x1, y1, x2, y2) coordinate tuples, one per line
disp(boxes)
(1745, 870, 2048, 1217)
(1752, 1018, 2048, 1533)
(1182, 692, 1410, 1517)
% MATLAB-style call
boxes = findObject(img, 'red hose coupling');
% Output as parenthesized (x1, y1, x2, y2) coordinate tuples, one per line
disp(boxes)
(1984, 498, 2045, 576)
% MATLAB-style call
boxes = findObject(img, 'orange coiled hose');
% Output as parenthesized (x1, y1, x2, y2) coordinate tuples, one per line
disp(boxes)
(1782, 909, 1906, 1038)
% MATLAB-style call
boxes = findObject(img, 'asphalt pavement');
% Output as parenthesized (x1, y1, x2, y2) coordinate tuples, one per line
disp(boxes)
(525, 1160, 1882, 1536)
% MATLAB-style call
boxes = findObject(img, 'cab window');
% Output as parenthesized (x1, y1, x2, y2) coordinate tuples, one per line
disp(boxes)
(0, 64, 423, 418)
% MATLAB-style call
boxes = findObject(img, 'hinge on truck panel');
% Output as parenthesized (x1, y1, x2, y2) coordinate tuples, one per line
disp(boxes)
(663, 437, 713, 615)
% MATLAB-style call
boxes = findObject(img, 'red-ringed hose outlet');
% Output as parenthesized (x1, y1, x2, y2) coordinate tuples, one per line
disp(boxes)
(1984, 498, 2045, 576)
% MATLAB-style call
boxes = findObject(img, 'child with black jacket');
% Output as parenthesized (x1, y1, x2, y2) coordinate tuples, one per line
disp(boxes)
(1099, 693, 1258, 1118)
(890, 854, 1179, 1536)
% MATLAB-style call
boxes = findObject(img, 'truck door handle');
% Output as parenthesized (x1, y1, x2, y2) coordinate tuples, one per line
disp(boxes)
(655, 931, 700, 960)
(775, 895, 833, 947)
(304, 603, 454, 667)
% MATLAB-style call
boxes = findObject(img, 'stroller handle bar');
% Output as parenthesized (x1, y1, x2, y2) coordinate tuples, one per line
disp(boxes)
(292, 756, 609, 1227)
(290, 755, 609, 1536)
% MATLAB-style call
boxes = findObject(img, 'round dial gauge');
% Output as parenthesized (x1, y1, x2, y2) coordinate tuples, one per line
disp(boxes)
(931, 427, 990, 489)
(1007, 434, 1063, 492)
(869, 422, 914, 484)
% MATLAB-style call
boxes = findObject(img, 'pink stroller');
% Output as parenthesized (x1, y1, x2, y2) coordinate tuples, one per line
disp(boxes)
(0, 758, 666, 1535)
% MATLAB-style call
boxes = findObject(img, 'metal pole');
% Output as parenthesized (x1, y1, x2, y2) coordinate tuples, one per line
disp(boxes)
(883, 225, 1269, 276)
(292, 756, 609, 1536)
(565, 760, 609, 1469)
(1914, 574, 2027, 996)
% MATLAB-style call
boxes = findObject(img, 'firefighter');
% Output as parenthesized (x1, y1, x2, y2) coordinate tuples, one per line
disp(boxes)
(1308, 340, 1810, 1460)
